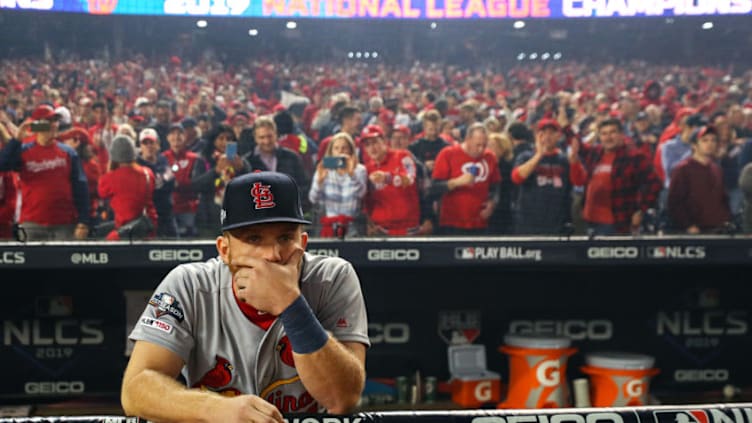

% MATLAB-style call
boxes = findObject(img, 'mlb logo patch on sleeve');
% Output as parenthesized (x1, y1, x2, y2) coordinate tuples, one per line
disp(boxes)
(140, 317, 174, 334)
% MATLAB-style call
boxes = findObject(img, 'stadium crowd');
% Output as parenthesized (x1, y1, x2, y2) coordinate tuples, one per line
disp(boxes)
(2, 56, 752, 241)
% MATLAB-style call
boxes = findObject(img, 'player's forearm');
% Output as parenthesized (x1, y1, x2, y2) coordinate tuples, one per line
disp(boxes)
(121, 368, 221, 423)
(294, 339, 365, 414)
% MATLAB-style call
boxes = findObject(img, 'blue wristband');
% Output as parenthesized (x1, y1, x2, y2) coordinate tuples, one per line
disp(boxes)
(279, 295, 329, 354)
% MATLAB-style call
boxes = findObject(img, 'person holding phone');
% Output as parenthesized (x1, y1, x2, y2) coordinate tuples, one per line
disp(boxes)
(308, 132, 367, 238)
(192, 124, 251, 238)
(431, 122, 501, 235)
(0, 104, 90, 241)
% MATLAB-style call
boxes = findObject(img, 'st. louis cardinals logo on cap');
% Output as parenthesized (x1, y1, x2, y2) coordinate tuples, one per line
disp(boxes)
(251, 182, 276, 210)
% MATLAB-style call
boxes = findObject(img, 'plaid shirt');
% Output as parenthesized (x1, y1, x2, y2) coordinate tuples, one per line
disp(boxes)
(577, 143, 662, 233)
(308, 164, 367, 218)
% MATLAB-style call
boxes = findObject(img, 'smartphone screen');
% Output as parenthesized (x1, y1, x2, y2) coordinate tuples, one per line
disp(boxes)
(30, 121, 51, 132)
(225, 141, 237, 160)
(323, 156, 346, 169)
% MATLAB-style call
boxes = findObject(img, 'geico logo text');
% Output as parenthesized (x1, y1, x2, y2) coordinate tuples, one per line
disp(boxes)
(3, 319, 104, 346)
(471, 412, 626, 423)
(1, 251, 25, 264)
(149, 249, 203, 261)
(368, 323, 410, 344)
(367, 249, 420, 261)
(587, 247, 639, 259)
(306, 249, 340, 257)
(674, 369, 729, 382)
(509, 319, 612, 341)
(656, 311, 747, 336)
(25, 381, 85, 395)
(536, 360, 561, 387)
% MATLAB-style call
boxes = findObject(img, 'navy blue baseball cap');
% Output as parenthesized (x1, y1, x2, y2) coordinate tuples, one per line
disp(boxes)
(221, 172, 311, 231)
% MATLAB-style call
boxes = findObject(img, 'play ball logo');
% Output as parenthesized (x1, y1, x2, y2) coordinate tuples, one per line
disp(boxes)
(653, 410, 709, 423)
(536, 359, 561, 387)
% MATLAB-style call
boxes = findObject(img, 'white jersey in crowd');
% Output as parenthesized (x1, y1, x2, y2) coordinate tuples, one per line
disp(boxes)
(129, 252, 370, 413)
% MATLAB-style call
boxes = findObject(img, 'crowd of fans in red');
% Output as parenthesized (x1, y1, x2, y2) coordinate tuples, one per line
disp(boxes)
(2, 56, 752, 241)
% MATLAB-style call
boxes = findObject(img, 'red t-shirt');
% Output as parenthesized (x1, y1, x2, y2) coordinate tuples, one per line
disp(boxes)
(364, 148, 420, 230)
(18, 141, 78, 225)
(583, 151, 616, 224)
(432, 144, 501, 229)
(98, 164, 157, 228)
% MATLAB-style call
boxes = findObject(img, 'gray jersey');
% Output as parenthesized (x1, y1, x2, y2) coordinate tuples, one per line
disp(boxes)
(129, 252, 369, 413)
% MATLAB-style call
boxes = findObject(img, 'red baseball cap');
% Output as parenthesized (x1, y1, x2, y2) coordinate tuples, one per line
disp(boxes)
(536, 118, 561, 131)
(59, 127, 91, 144)
(360, 124, 385, 140)
(31, 104, 61, 121)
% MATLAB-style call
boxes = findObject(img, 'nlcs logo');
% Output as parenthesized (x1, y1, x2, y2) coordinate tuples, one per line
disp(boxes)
(251, 182, 276, 209)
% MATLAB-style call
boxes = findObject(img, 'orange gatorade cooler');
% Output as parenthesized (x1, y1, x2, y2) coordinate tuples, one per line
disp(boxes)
(498, 334, 577, 409)
(447, 344, 501, 408)
(580, 352, 659, 407)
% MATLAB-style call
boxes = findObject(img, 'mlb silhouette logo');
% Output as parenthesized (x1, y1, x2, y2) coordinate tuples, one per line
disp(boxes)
(455, 247, 475, 260)
(653, 410, 709, 423)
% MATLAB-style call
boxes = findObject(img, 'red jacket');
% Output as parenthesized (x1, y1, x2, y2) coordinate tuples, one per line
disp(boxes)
(0, 171, 18, 238)
(364, 148, 420, 231)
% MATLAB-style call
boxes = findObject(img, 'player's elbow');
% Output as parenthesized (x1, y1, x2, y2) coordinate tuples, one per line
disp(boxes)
(326, 393, 362, 415)
(121, 370, 145, 417)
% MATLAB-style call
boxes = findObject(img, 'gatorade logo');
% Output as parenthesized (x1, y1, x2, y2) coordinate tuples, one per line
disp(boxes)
(474, 381, 492, 402)
(625, 379, 644, 397)
(536, 360, 561, 387)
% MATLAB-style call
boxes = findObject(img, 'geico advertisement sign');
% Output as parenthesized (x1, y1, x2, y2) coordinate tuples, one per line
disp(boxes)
(367, 249, 420, 261)
(674, 369, 730, 382)
(149, 249, 204, 262)
(368, 323, 410, 344)
(587, 247, 639, 259)
(2, 319, 104, 346)
(25, 381, 84, 395)
(509, 319, 613, 341)
(471, 412, 632, 423)
(0, 251, 25, 264)
(656, 311, 747, 336)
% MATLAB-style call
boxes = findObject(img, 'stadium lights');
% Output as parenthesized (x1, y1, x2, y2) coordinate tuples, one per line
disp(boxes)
(702, 21, 714, 30)
(348, 52, 354, 58)
(513, 20, 525, 29)
(529, 52, 538, 60)
(248, 29, 259, 36)
(196, 20, 208, 28)
(356, 52, 362, 58)
(364, 52, 370, 58)
(372, 51, 379, 58)
(286, 21, 297, 29)
(541, 52, 551, 60)
(430, 22, 438, 29)
(517, 53, 526, 61)
(553, 52, 563, 60)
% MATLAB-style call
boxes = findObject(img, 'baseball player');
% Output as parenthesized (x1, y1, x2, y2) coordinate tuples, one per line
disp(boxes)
(121, 171, 369, 422)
